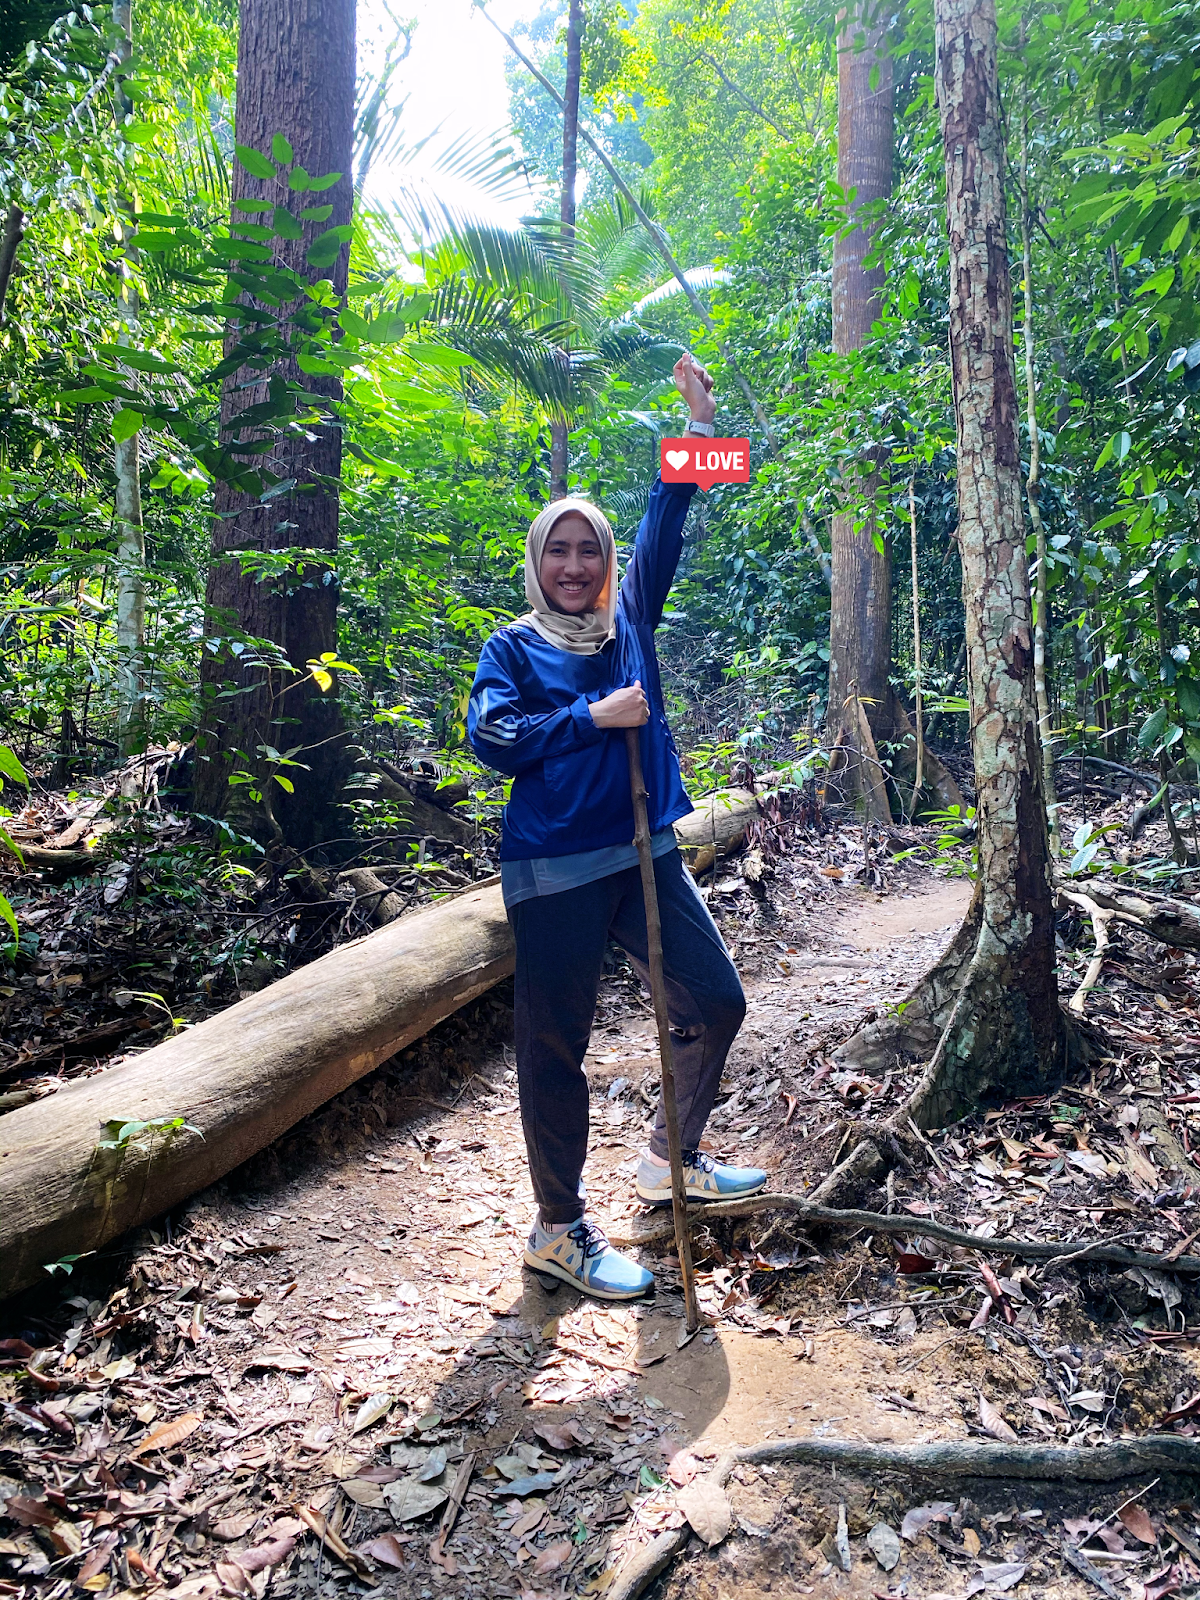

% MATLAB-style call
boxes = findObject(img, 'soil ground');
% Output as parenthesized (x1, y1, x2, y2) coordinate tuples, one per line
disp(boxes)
(4, 822, 1200, 1600)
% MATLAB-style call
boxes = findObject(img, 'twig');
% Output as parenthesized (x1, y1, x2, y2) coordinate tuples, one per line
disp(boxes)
(896, 1333, 971, 1374)
(609, 1193, 1200, 1276)
(429, 1452, 475, 1561)
(1060, 1538, 1121, 1598)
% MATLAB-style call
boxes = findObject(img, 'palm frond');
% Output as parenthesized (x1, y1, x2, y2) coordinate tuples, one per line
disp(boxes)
(628, 266, 733, 318)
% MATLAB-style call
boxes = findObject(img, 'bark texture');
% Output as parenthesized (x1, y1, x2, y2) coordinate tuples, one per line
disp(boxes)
(1019, 103, 1060, 851)
(548, 0, 582, 501)
(828, 3, 894, 757)
(914, 0, 1063, 1121)
(194, 0, 356, 847)
(0, 201, 24, 320)
(113, 0, 145, 755)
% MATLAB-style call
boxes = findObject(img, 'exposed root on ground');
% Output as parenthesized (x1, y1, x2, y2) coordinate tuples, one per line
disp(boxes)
(608, 1437, 1200, 1600)
(610, 1194, 1200, 1274)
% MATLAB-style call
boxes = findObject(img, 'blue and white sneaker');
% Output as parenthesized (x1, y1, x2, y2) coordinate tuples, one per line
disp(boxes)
(524, 1217, 654, 1301)
(635, 1150, 768, 1207)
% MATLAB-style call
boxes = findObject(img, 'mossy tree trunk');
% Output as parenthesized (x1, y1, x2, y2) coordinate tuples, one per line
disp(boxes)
(904, 0, 1065, 1124)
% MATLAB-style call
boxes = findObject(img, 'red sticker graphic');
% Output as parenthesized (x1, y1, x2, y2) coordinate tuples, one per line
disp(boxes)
(660, 436, 751, 490)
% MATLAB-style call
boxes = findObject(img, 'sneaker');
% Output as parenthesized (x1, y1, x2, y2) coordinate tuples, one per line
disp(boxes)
(635, 1150, 768, 1207)
(524, 1218, 654, 1301)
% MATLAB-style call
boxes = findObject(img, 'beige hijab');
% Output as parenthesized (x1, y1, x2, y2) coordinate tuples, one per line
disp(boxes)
(518, 497, 618, 656)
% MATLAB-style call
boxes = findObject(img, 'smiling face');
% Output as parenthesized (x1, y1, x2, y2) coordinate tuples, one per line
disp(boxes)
(537, 512, 608, 615)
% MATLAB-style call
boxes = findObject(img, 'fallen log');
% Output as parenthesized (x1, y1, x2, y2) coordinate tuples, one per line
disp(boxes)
(0, 788, 768, 1298)
(0, 883, 515, 1298)
(1068, 876, 1200, 952)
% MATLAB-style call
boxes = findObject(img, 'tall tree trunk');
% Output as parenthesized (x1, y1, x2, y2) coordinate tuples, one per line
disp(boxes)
(112, 0, 146, 756)
(827, 1, 893, 772)
(549, 0, 582, 502)
(0, 202, 24, 320)
(1018, 99, 1059, 853)
(907, 0, 1065, 1122)
(193, 0, 356, 848)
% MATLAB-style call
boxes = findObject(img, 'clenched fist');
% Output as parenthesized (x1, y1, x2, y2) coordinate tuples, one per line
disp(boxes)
(589, 681, 650, 729)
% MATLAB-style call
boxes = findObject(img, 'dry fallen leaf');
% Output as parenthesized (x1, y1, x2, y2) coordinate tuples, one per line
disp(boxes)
(128, 1410, 202, 1458)
(979, 1394, 1019, 1444)
(900, 1502, 955, 1542)
(357, 1533, 413, 1568)
(383, 1476, 450, 1523)
(1119, 1503, 1157, 1545)
(532, 1539, 572, 1576)
(351, 1393, 393, 1434)
(531, 1417, 585, 1452)
(676, 1480, 733, 1548)
(866, 1523, 901, 1571)
(341, 1480, 386, 1508)
(211, 1511, 259, 1542)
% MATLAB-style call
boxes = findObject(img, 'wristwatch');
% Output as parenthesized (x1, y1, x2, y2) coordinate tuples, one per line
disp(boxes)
(685, 419, 715, 437)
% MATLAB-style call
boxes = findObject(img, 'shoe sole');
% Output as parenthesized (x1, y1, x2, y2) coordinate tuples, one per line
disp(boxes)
(522, 1252, 653, 1302)
(634, 1175, 769, 1208)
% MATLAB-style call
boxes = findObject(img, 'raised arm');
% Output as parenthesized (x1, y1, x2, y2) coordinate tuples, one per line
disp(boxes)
(619, 353, 716, 628)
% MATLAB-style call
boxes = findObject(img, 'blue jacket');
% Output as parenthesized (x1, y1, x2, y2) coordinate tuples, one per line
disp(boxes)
(468, 477, 697, 861)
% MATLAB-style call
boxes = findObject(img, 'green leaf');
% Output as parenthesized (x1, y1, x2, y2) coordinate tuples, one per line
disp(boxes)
(113, 408, 143, 444)
(305, 224, 353, 267)
(99, 345, 180, 374)
(306, 170, 343, 191)
(235, 142, 276, 179)
(0, 745, 28, 787)
(300, 204, 334, 221)
(287, 165, 312, 191)
(1138, 705, 1168, 751)
(123, 121, 157, 145)
(270, 205, 303, 241)
(0, 892, 18, 954)
(233, 199, 273, 214)
(271, 132, 294, 164)
(1136, 266, 1176, 298)
(56, 387, 113, 404)
(211, 237, 274, 262)
(273, 773, 295, 793)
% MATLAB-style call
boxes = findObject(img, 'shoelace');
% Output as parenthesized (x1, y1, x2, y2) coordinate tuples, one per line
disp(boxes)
(683, 1149, 718, 1174)
(566, 1218, 610, 1260)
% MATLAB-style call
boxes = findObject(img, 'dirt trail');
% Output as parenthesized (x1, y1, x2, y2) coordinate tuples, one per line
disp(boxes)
(7, 863, 1199, 1600)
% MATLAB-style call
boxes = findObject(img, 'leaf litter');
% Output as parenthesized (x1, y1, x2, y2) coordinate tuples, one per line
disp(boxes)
(4, 795, 1200, 1597)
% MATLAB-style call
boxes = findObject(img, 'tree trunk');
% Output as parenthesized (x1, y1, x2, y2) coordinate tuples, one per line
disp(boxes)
(0, 201, 24, 320)
(827, 2, 894, 761)
(829, 0, 1068, 1126)
(548, 0, 582, 502)
(113, 0, 146, 756)
(1018, 99, 1059, 853)
(908, 0, 1064, 1122)
(193, 0, 356, 848)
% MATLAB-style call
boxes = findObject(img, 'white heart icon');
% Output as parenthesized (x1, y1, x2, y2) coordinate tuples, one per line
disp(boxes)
(665, 449, 690, 470)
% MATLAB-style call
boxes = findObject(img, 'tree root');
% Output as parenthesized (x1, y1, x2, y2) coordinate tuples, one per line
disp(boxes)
(610, 1192, 1200, 1275)
(606, 1437, 1200, 1600)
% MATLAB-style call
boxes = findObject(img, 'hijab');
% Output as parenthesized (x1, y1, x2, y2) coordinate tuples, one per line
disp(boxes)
(518, 497, 618, 657)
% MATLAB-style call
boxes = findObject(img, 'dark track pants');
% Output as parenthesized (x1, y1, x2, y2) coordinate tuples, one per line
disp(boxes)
(508, 847, 746, 1226)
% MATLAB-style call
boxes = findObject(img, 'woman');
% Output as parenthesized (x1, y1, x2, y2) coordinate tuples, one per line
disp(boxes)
(468, 355, 765, 1302)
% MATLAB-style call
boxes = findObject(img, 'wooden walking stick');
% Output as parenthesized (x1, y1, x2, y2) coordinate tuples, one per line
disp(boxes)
(625, 727, 701, 1333)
